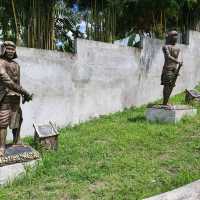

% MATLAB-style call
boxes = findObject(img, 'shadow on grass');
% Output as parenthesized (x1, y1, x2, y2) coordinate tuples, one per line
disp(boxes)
(127, 116, 146, 123)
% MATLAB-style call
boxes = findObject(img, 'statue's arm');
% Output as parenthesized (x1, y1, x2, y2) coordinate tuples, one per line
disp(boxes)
(0, 62, 25, 95)
(162, 46, 180, 64)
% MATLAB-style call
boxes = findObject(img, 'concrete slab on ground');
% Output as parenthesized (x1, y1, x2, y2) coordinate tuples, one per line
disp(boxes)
(144, 180, 200, 200)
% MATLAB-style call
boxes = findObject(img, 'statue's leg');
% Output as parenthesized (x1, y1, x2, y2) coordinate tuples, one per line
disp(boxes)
(0, 108, 10, 157)
(12, 107, 23, 145)
(0, 128, 7, 157)
(12, 127, 22, 145)
(163, 85, 174, 105)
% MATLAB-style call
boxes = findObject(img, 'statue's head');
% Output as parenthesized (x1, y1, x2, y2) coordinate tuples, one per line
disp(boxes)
(1, 41, 17, 60)
(166, 30, 178, 45)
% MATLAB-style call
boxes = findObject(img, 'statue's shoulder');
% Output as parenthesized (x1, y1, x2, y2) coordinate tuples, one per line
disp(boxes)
(0, 58, 7, 67)
(0, 59, 7, 73)
(162, 45, 170, 53)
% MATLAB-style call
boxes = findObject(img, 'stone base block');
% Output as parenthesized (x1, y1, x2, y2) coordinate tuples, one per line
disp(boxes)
(0, 145, 40, 186)
(146, 105, 197, 123)
(0, 160, 39, 186)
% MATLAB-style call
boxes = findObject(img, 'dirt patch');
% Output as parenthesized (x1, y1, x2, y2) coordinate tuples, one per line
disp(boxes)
(89, 181, 107, 192)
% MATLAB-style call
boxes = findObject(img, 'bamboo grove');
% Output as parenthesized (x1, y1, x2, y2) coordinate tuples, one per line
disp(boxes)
(0, 0, 56, 49)
(0, 0, 200, 50)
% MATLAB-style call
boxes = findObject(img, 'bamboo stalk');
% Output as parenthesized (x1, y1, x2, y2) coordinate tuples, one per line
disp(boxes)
(11, 0, 20, 45)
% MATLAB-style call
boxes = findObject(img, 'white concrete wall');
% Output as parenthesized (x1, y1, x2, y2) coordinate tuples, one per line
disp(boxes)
(13, 31, 200, 137)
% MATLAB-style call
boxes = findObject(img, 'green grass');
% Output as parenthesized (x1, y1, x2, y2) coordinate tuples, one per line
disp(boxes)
(1, 91, 200, 200)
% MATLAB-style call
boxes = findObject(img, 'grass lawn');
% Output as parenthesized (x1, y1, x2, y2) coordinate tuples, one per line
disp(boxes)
(1, 91, 200, 200)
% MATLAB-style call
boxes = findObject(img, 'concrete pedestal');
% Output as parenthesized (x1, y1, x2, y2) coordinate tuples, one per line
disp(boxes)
(0, 160, 39, 186)
(146, 105, 197, 123)
(0, 145, 40, 186)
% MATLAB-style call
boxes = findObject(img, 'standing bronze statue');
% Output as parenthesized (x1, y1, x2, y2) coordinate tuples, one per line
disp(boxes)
(161, 31, 183, 105)
(0, 41, 32, 157)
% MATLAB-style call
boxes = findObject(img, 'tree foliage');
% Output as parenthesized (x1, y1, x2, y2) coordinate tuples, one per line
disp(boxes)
(0, 0, 200, 49)
(0, 0, 57, 49)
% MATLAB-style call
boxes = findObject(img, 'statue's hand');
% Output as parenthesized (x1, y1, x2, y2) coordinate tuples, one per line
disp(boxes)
(22, 90, 33, 104)
(178, 61, 183, 67)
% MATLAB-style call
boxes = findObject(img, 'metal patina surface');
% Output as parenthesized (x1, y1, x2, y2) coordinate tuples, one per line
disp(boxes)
(0, 41, 33, 157)
(161, 31, 183, 105)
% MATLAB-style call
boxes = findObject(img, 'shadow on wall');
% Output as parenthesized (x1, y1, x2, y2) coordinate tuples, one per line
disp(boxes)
(140, 38, 163, 76)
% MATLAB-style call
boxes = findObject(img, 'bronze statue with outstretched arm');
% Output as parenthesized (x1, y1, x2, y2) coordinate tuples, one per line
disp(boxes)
(0, 41, 33, 157)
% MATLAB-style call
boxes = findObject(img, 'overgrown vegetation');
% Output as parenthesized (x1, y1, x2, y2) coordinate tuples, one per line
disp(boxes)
(1, 91, 200, 199)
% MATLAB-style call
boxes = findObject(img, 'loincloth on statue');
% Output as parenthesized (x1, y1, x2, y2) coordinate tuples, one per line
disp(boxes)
(161, 67, 177, 87)
(0, 95, 22, 129)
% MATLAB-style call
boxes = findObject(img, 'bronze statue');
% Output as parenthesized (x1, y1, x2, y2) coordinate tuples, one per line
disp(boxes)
(0, 41, 32, 157)
(161, 31, 183, 105)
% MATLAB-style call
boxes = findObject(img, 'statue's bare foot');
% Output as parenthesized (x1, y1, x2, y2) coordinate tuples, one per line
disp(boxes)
(0, 147, 5, 157)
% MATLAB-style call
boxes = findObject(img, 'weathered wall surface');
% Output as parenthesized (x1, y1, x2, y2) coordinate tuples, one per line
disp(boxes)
(14, 31, 200, 137)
